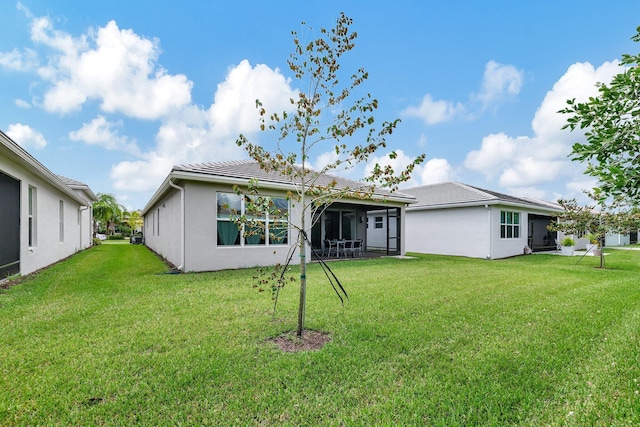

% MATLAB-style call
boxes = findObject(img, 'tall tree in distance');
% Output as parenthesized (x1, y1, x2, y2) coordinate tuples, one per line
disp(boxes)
(560, 26, 640, 204)
(93, 193, 124, 236)
(236, 13, 425, 337)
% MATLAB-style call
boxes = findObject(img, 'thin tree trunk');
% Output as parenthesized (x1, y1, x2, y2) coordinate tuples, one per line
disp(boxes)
(296, 209, 307, 337)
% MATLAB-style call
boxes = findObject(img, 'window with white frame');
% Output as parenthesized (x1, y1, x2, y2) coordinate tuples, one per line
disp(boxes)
(375, 216, 383, 229)
(216, 192, 289, 246)
(500, 210, 520, 239)
(59, 200, 64, 243)
(28, 186, 37, 247)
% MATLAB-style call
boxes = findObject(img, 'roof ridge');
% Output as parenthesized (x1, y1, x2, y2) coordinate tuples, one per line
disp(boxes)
(452, 182, 499, 200)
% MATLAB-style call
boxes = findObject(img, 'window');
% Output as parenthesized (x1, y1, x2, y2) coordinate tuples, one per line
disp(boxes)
(59, 200, 64, 243)
(375, 216, 383, 229)
(28, 186, 37, 247)
(157, 208, 160, 236)
(500, 210, 520, 239)
(216, 192, 289, 246)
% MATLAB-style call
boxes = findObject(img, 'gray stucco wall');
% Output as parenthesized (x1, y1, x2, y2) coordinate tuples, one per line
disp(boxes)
(145, 181, 310, 272)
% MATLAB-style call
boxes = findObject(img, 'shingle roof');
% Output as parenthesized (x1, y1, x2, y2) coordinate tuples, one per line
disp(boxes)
(57, 175, 88, 187)
(172, 159, 415, 200)
(403, 182, 562, 211)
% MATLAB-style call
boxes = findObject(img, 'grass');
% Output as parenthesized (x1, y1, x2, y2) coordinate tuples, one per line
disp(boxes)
(1, 245, 639, 425)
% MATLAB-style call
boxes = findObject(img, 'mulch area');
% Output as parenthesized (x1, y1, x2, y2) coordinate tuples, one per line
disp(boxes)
(269, 330, 331, 352)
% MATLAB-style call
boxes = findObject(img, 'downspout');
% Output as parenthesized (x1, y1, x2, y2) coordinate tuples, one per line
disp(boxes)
(168, 180, 185, 271)
(485, 204, 492, 259)
(79, 206, 89, 249)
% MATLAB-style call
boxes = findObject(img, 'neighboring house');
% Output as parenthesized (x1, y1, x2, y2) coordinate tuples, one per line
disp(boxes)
(141, 160, 416, 272)
(604, 232, 637, 247)
(391, 182, 562, 259)
(0, 130, 97, 278)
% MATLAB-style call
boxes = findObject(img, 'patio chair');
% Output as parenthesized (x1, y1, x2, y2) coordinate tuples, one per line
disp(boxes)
(555, 238, 562, 253)
(341, 240, 353, 257)
(323, 239, 338, 257)
(352, 239, 364, 257)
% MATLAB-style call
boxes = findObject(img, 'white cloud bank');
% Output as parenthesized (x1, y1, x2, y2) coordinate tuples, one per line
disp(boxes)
(30, 18, 193, 119)
(9, 9, 298, 200)
(464, 60, 622, 198)
(110, 59, 297, 193)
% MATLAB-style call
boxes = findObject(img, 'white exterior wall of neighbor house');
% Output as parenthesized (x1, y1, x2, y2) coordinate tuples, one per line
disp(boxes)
(1, 153, 89, 276)
(489, 205, 529, 259)
(406, 206, 491, 258)
(405, 205, 531, 259)
(144, 181, 310, 272)
(604, 232, 631, 247)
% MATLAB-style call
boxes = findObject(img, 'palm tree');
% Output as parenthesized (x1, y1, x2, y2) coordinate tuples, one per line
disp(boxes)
(93, 193, 124, 236)
(126, 210, 143, 233)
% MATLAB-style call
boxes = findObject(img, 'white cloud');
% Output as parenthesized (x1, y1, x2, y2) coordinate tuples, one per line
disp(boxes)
(364, 149, 447, 187)
(15, 99, 31, 108)
(0, 48, 38, 71)
(69, 116, 141, 156)
(402, 94, 465, 125)
(463, 60, 621, 197)
(110, 153, 174, 193)
(208, 60, 296, 137)
(31, 17, 192, 119)
(419, 158, 454, 185)
(313, 150, 341, 172)
(109, 60, 297, 193)
(475, 60, 523, 108)
(404, 60, 523, 125)
(464, 132, 518, 176)
(6, 123, 47, 149)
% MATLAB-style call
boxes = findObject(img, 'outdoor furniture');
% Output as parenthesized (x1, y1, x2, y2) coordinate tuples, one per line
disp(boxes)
(351, 239, 364, 257)
(324, 239, 338, 257)
(342, 240, 353, 257)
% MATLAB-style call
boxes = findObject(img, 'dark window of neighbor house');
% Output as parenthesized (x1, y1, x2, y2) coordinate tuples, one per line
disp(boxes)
(500, 210, 520, 239)
(216, 192, 289, 247)
(375, 216, 383, 229)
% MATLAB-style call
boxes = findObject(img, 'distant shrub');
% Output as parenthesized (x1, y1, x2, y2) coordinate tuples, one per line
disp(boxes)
(92, 237, 102, 246)
(107, 234, 125, 240)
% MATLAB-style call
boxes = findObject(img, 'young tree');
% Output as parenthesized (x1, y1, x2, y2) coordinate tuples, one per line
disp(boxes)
(236, 13, 425, 337)
(92, 193, 124, 236)
(560, 26, 640, 203)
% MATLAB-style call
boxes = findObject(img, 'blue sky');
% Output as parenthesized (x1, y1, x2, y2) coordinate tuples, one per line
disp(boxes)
(2, 1, 640, 210)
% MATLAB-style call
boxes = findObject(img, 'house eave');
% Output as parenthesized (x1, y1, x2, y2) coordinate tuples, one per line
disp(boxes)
(1, 130, 90, 206)
(142, 170, 414, 215)
(407, 199, 562, 213)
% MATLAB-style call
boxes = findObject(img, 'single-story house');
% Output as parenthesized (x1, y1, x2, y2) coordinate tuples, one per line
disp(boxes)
(0, 130, 97, 278)
(394, 182, 562, 259)
(141, 160, 416, 272)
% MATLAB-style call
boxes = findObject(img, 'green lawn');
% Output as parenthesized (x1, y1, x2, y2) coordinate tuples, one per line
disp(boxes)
(1, 245, 639, 426)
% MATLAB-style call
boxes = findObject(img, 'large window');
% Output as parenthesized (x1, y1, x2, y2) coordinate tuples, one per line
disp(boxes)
(216, 192, 289, 246)
(28, 186, 37, 247)
(500, 210, 520, 239)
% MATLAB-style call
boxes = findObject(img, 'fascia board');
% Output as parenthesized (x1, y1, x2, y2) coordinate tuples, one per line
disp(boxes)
(407, 199, 562, 214)
(142, 170, 414, 214)
(1, 132, 89, 206)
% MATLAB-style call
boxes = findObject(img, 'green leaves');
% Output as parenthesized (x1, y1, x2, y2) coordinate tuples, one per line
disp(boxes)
(560, 27, 640, 203)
